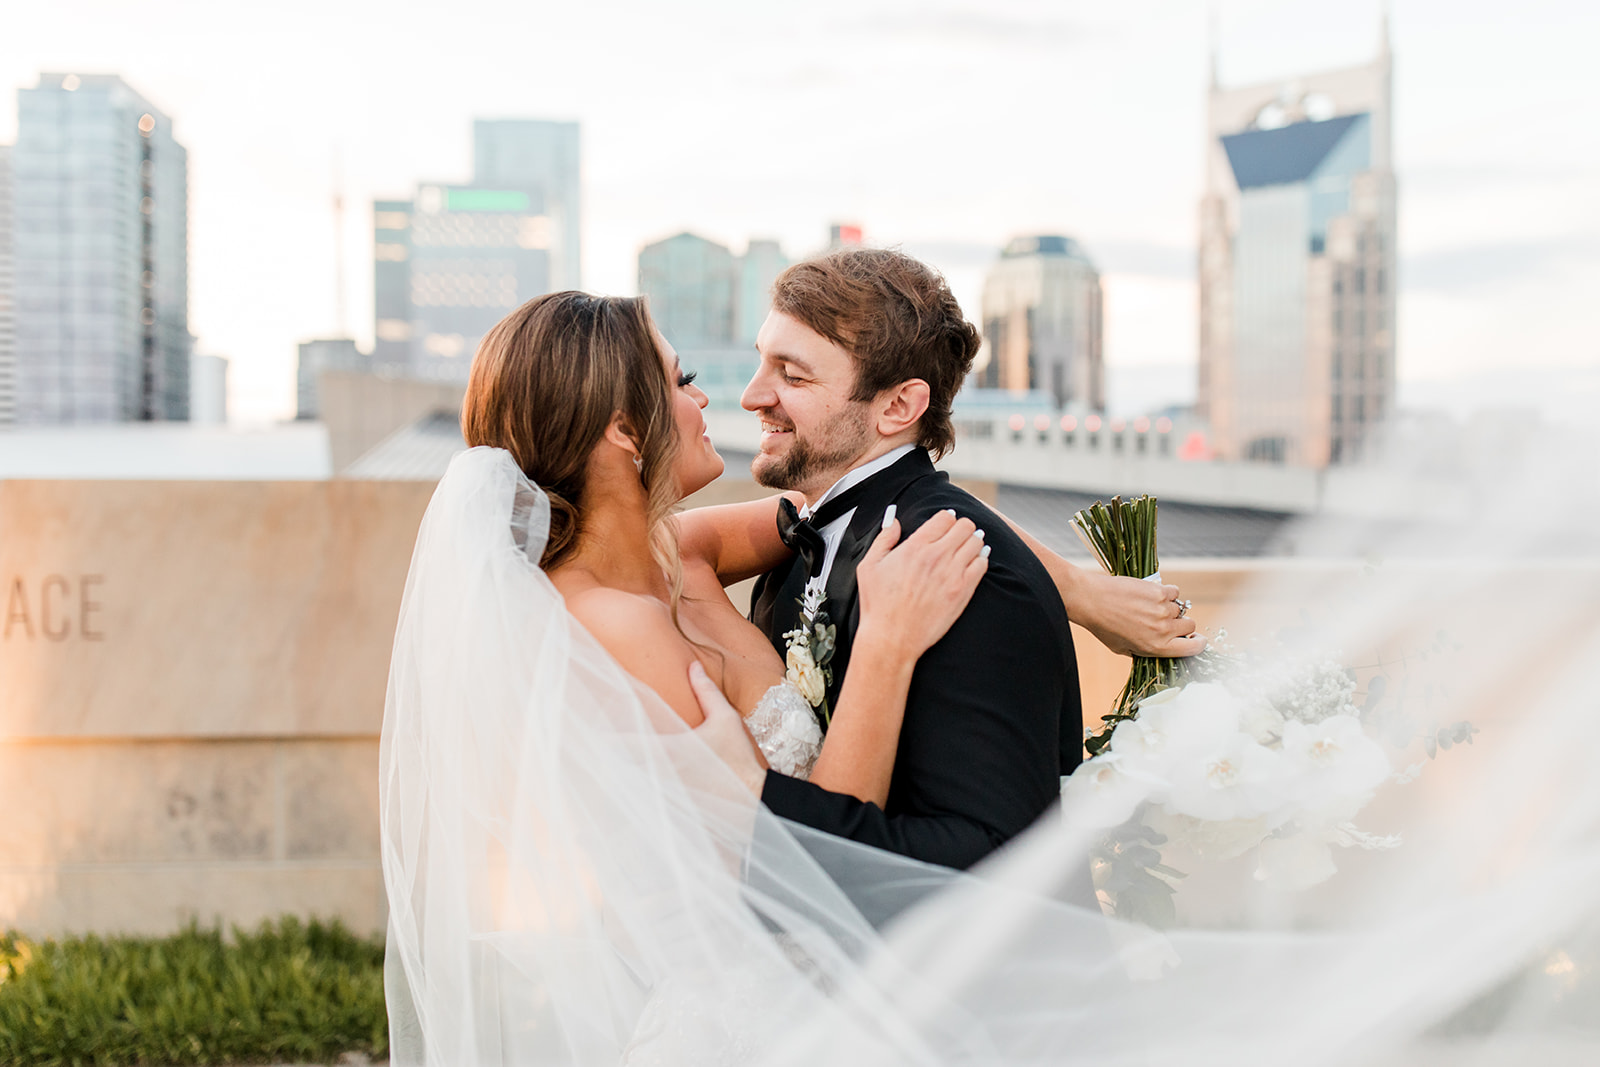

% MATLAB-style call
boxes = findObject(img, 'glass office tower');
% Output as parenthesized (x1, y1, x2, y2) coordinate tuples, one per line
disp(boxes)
(1198, 24, 1396, 466)
(977, 235, 1105, 412)
(12, 73, 190, 423)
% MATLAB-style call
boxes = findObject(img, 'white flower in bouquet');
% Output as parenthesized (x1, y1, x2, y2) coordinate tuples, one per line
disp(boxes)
(1163, 730, 1287, 824)
(784, 644, 827, 708)
(1061, 754, 1150, 829)
(1278, 715, 1393, 823)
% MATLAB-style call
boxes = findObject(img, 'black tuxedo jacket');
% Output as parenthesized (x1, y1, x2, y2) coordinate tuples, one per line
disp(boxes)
(751, 449, 1082, 870)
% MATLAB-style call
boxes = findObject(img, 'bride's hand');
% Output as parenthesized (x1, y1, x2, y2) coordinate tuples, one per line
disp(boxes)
(855, 507, 989, 660)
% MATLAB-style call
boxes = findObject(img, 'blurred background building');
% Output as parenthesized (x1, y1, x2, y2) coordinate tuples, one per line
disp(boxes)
(737, 238, 789, 346)
(296, 337, 367, 421)
(1197, 26, 1396, 466)
(0, 143, 13, 425)
(371, 119, 579, 382)
(974, 235, 1105, 411)
(188, 352, 227, 424)
(636, 231, 791, 407)
(638, 232, 737, 347)
(9, 73, 191, 424)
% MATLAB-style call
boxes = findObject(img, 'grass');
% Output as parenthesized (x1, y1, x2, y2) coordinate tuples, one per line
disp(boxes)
(0, 917, 387, 1067)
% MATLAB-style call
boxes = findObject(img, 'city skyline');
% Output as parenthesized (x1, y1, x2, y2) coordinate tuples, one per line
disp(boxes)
(1, 0, 1594, 424)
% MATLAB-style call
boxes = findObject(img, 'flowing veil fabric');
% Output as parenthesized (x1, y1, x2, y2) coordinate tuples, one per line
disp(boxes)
(381, 446, 1600, 1066)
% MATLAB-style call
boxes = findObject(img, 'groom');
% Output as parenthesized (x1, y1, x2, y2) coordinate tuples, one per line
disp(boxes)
(733, 248, 1080, 871)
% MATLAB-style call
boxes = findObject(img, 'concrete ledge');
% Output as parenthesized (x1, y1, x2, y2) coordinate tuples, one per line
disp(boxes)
(0, 863, 384, 939)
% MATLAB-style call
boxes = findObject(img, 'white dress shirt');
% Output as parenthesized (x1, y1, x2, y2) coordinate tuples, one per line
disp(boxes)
(798, 445, 915, 591)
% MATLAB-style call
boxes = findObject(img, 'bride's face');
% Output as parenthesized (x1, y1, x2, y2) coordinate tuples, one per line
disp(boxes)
(655, 330, 724, 499)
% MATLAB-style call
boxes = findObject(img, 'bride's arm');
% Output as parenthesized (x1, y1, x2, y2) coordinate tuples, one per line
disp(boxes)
(998, 513, 1207, 659)
(673, 494, 804, 587)
(806, 510, 988, 807)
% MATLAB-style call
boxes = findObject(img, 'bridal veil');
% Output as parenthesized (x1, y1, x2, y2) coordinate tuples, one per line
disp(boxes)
(381, 446, 1600, 1065)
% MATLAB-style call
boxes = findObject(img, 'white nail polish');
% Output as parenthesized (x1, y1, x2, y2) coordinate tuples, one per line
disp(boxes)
(881, 504, 897, 530)
(943, 508, 957, 518)
(973, 528, 985, 540)
(979, 544, 991, 559)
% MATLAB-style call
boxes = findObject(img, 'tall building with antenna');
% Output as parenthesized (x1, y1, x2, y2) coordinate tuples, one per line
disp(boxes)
(11, 73, 191, 423)
(1197, 20, 1396, 466)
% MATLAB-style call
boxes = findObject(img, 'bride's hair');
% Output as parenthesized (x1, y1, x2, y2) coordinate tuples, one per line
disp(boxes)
(460, 292, 681, 572)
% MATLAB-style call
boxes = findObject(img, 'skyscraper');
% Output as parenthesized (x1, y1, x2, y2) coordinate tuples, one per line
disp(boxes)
(976, 235, 1104, 411)
(637, 232, 737, 348)
(12, 73, 191, 423)
(735, 238, 789, 346)
(190, 352, 228, 425)
(0, 145, 14, 426)
(372, 120, 579, 381)
(1198, 26, 1396, 466)
(473, 120, 581, 291)
(296, 338, 367, 420)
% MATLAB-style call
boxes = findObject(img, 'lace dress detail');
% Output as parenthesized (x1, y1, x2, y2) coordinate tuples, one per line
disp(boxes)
(745, 681, 823, 780)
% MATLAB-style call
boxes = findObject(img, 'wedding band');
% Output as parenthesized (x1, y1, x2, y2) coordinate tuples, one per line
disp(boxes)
(1176, 599, 1191, 618)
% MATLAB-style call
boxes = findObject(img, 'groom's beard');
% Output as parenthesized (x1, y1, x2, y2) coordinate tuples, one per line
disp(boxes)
(751, 405, 874, 495)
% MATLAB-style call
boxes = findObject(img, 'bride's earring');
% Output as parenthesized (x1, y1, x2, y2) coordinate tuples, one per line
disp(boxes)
(633, 453, 644, 477)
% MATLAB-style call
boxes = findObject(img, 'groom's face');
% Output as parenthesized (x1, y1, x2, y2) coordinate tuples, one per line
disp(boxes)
(742, 312, 875, 501)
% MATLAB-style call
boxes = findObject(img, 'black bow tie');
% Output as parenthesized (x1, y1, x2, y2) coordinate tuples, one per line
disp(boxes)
(776, 498, 827, 577)
(775, 471, 892, 578)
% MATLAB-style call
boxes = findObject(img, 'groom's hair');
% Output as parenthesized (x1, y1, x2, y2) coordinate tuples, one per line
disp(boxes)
(770, 248, 980, 458)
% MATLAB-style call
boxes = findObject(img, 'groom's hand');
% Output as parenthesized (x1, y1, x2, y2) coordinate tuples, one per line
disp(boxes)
(1068, 569, 1207, 659)
(687, 662, 769, 796)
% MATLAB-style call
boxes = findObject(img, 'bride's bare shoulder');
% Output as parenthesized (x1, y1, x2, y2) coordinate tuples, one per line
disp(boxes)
(558, 583, 705, 726)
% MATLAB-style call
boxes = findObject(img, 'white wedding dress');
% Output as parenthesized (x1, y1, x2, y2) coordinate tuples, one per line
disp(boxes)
(381, 447, 1600, 1067)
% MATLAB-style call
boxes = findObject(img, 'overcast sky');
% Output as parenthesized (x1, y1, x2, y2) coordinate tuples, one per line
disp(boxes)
(4, 0, 1596, 423)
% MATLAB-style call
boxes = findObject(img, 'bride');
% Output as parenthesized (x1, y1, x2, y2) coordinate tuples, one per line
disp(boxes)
(381, 292, 1600, 1065)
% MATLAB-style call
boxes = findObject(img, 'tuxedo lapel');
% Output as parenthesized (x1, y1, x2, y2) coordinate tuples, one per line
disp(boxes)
(816, 450, 936, 709)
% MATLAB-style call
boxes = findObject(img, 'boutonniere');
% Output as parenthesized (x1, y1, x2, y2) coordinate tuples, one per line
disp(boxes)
(783, 576, 836, 727)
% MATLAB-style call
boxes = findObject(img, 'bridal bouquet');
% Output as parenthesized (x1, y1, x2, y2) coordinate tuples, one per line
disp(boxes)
(1072, 496, 1210, 755)
(1063, 496, 1476, 927)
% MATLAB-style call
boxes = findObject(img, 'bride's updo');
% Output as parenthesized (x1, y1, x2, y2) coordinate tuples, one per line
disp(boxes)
(461, 292, 680, 570)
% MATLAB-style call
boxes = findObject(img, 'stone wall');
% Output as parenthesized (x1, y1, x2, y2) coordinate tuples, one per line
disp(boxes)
(1, 471, 1262, 938)
(1, 479, 434, 937)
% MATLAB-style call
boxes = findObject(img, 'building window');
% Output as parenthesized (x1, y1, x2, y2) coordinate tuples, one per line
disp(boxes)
(1355, 268, 1366, 293)
(1354, 396, 1366, 423)
(1332, 395, 1342, 421)
(1375, 268, 1386, 294)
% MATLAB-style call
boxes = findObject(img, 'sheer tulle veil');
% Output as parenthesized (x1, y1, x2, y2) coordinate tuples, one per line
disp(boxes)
(381, 445, 1600, 1065)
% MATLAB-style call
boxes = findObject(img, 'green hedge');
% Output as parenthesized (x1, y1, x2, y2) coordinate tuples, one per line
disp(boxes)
(0, 917, 387, 1066)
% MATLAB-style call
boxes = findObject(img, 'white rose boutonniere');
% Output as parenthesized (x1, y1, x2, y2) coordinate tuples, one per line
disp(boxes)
(782, 577, 837, 727)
